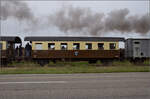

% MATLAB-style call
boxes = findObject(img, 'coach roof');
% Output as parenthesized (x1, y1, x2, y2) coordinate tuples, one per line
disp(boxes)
(127, 38, 150, 40)
(0, 36, 22, 43)
(24, 36, 125, 42)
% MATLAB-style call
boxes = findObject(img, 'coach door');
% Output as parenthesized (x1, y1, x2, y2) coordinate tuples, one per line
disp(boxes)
(133, 41, 141, 58)
(7, 42, 15, 58)
(0, 43, 2, 50)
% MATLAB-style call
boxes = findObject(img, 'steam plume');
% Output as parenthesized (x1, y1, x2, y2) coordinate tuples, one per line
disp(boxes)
(105, 9, 150, 34)
(0, 1, 37, 24)
(49, 7, 150, 35)
(49, 7, 105, 35)
(1, 1, 150, 35)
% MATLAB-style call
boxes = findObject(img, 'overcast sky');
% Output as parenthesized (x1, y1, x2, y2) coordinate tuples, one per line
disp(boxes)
(1, 0, 150, 41)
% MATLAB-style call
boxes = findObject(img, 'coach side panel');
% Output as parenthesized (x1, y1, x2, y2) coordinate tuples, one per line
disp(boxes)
(31, 41, 120, 59)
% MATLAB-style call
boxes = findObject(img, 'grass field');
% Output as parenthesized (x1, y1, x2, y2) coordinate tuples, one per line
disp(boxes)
(0, 61, 149, 74)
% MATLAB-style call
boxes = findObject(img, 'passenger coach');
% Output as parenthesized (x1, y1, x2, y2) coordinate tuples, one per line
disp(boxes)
(25, 36, 125, 65)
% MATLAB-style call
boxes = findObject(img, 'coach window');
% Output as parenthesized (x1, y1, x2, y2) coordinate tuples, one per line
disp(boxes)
(35, 43, 42, 50)
(48, 43, 55, 50)
(86, 43, 92, 50)
(98, 43, 104, 50)
(134, 42, 140, 44)
(73, 43, 80, 50)
(61, 43, 67, 50)
(0, 43, 2, 50)
(7, 43, 10, 49)
(109, 43, 116, 50)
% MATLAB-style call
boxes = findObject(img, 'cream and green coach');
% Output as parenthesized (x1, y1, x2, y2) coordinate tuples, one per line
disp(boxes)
(24, 36, 125, 65)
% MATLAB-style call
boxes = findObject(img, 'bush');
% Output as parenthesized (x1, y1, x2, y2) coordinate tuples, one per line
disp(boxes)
(8, 61, 40, 68)
(47, 61, 89, 67)
(144, 60, 150, 65)
(112, 60, 133, 66)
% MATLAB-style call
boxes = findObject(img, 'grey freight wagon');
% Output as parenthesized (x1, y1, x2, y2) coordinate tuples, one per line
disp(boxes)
(125, 38, 150, 61)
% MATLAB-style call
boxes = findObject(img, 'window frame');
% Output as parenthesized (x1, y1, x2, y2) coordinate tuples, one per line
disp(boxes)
(35, 43, 43, 50)
(109, 43, 116, 50)
(48, 43, 55, 50)
(73, 43, 80, 50)
(98, 43, 104, 50)
(85, 43, 92, 50)
(134, 42, 140, 44)
(60, 43, 68, 50)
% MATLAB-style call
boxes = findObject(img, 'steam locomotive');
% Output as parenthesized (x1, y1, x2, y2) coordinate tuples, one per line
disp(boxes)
(0, 36, 150, 66)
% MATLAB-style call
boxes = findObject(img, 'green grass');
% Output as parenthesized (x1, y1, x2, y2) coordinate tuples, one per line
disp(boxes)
(144, 60, 150, 65)
(0, 61, 149, 74)
(7, 61, 41, 68)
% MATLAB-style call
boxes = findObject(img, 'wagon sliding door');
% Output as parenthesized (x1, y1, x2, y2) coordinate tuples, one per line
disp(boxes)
(133, 41, 141, 58)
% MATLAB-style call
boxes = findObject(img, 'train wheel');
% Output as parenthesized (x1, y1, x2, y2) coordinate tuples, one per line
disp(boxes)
(1, 59, 8, 66)
(37, 59, 49, 66)
(88, 60, 97, 64)
(101, 59, 113, 66)
(133, 58, 145, 65)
